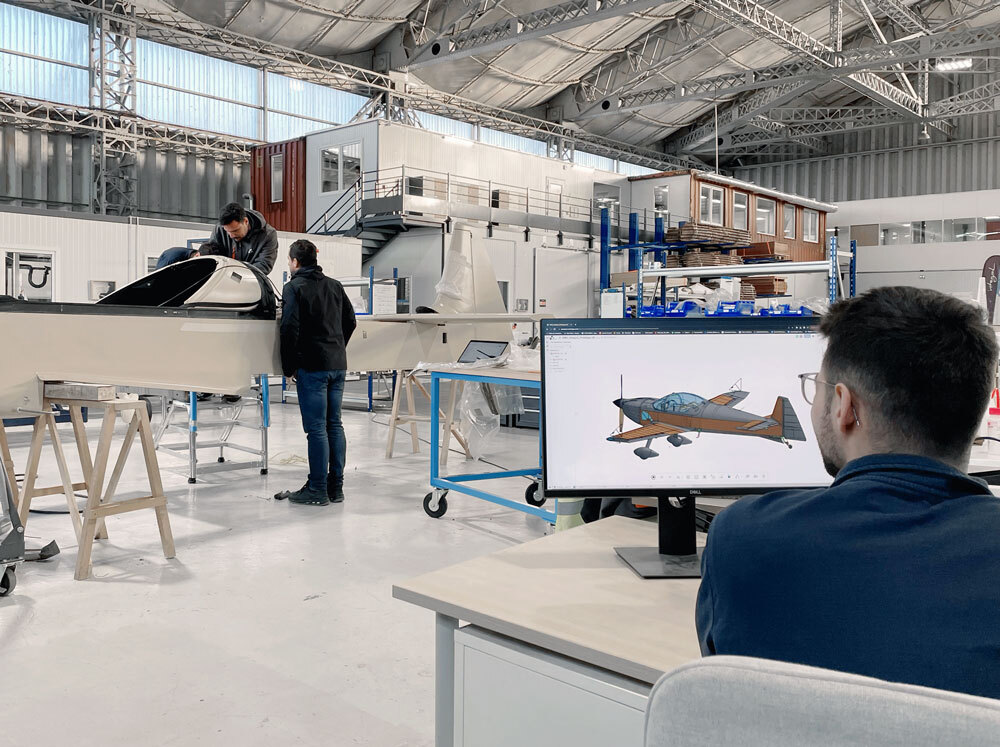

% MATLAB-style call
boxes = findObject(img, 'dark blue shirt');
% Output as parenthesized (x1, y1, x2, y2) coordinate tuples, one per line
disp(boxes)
(697, 454, 1000, 699)
(155, 246, 196, 269)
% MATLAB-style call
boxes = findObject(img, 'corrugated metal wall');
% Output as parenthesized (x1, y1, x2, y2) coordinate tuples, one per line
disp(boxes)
(733, 71, 1000, 202)
(137, 147, 251, 223)
(250, 139, 307, 233)
(0, 124, 250, 222)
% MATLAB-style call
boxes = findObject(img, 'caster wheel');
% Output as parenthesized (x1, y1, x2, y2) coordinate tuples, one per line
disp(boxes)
(218, 457, 226, 463)
(423, 491, 448, 518)
(187, 478, 197, 485)
(0, 567, 16, 597)
(525, 482, 545, 507)
(260, 469, 268, 475)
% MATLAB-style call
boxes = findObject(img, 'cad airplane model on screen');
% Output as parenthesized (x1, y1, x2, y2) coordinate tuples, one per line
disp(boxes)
(608, 379, 807, 460)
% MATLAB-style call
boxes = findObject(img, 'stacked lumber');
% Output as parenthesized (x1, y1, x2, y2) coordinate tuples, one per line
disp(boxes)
(738, 241, 790, 262)
(740, 283, 758, 301)
(664, 255, 682, 268)
(665, 224, 752, 245)
(680, 251, 744, 268)
(744, 276, 788, 296)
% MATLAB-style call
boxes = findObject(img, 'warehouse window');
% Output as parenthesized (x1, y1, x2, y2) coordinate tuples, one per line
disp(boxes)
(733, 192, 748, 231)
(783, 205, 796, 239)
(803, 209, 819, 242)
(911, 220, 942, 243)
(756, 197, 776, 235)
(654, 185, 669, 221)
(699, 184, 723, 226)
(321, 147, 340, 193)
(945, 218, 985, 241)
(320, 142, 362, 193)
(270, 154, 284, 203)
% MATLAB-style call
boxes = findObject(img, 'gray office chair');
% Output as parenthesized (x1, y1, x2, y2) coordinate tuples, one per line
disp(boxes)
(645, 656, 1000, 746)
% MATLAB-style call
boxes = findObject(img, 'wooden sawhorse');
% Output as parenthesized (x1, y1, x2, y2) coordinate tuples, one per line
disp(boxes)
(386, 370, 472, 465)
(13, 398, 175, 580)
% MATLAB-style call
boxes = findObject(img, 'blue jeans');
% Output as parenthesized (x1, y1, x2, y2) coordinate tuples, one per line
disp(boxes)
(296, 369, 347, 492)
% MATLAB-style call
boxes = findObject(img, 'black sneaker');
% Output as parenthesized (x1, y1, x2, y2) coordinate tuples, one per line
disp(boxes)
(288, 485, 329, 506)
(328, 477, 344, 504)
(222, 394, 242, 403)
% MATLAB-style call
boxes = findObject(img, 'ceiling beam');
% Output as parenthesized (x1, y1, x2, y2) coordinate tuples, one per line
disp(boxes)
(669, 80, 817, 151)
(865, 0, 929, 33)
(686, 0, 923, 116)
(929, 78, 1000, 117)
(404, 0, 668, 70)
(591, 20, 1000, 116)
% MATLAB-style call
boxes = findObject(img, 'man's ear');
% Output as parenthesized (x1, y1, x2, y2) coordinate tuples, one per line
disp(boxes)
(832, 383, 858, 434)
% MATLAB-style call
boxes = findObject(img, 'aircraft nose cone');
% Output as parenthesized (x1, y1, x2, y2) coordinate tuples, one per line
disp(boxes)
(613, 398, 623, 408)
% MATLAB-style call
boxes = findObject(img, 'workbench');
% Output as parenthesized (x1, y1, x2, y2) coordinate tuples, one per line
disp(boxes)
(393, 516, 703, 746)
(422, 366, 553, 522)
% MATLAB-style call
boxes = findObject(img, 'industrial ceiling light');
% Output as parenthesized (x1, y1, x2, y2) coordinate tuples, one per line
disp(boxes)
(919, 124, 931, 141)
(935, 58, 973, 71)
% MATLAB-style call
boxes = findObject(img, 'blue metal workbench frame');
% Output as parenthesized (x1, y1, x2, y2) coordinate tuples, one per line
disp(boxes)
(427, 369, 556, 523)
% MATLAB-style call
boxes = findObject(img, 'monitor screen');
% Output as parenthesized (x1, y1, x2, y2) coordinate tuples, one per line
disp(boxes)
(542, 317, 832, 497)
(458, 340, 509, 364)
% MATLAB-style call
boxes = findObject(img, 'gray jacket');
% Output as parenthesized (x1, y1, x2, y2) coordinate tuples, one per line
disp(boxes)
(209, 208, 278, 274)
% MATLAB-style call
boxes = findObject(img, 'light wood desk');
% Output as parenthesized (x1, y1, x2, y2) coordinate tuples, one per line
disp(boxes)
(393, 516, 703, 746)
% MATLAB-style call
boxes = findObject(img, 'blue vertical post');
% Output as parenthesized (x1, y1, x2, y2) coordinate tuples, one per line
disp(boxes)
(654, 216, 667, 305)
(850, 240, 857, 298)
(627, 213, 640, 272)
(828, 235, 839, 303)
(261, 375, 270, 475)
(430, 373, 440, 484)
(600, 208, 611, 289)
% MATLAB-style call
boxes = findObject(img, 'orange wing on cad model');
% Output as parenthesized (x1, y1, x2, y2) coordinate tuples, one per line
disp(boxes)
(609, 423, 684, 443)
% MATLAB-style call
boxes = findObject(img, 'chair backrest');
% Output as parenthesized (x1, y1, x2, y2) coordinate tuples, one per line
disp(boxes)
(645, 656, 1000, 747)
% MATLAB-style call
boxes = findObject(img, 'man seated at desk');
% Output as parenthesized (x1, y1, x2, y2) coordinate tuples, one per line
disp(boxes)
(697, 286, 1000, 700)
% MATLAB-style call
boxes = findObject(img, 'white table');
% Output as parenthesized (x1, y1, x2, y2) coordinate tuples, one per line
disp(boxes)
(393, 517, 703, 746)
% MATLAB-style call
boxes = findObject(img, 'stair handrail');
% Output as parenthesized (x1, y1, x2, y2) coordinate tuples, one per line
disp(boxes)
(306, 175, 364, 234)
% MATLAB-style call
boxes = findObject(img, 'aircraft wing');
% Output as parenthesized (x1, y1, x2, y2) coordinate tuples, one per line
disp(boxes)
(709, 390, 749, 407)
(610, 423, 684, 443)
(371, 313, 553, 324)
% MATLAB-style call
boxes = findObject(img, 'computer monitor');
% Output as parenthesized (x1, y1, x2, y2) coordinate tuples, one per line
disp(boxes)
(541, 317, 831, 578)
(458, 340, 509, 364)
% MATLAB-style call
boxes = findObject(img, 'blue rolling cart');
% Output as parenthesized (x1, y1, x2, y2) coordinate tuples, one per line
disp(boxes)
(423, 367, 555, 523)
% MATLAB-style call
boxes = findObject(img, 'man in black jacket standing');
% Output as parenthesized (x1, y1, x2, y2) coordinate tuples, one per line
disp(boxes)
(209, 202, 279, 275)
(275, 239, 357, 506)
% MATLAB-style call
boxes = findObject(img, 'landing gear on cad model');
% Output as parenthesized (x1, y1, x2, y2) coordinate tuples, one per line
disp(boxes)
(634, 438, 659, 460)
(524, 482, 546, 507)
(423, 490, 449, 519)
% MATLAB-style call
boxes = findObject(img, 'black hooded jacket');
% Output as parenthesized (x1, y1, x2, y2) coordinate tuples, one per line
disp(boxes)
(209, 208, 278, 274)
(280, 265, 357, 376)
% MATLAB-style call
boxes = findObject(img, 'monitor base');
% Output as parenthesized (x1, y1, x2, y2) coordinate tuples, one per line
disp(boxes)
(614, 546, 703, 579)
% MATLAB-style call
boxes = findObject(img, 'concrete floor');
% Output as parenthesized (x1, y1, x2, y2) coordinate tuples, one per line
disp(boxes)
(0, 391, 548, 746)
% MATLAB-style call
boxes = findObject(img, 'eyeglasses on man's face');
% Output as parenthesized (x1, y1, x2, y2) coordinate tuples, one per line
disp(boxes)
(798, 372, 835, 405)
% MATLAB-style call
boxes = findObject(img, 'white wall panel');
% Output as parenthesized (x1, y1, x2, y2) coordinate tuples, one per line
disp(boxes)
(0, 208, 361, 304)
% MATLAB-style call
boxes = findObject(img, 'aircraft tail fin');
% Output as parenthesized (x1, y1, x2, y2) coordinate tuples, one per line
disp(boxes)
(771, 396, 807, 442)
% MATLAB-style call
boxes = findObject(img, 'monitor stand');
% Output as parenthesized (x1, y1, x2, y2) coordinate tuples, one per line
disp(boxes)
(614, 494, 703, 579)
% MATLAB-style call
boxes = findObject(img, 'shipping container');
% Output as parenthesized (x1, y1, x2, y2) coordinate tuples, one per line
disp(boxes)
(251, 138, 306, 233)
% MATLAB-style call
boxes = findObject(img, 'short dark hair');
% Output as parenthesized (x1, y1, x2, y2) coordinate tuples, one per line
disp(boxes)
(820, 286, 998, 459)
(289, 239, 318, 267)
(220, 202, 246, 226)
